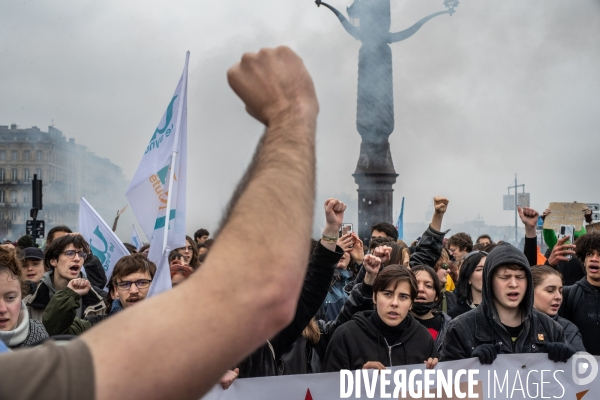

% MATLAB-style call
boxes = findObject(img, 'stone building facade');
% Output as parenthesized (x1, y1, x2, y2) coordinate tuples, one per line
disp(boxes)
(0, 124, 128, 240)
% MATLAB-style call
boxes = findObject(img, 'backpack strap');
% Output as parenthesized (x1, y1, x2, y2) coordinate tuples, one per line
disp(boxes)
(566, 283, 583, 319)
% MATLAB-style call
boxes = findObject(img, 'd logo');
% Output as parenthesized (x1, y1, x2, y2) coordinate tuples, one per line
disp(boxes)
(572, 352, 598, 386)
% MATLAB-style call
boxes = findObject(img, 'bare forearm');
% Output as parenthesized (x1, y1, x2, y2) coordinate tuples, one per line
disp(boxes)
(84, 113, 317, 400)
(525, 225, 536, 238)
(431, 213, 443, 232)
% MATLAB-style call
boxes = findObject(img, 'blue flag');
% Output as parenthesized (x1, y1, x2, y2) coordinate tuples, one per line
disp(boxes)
(396, 197, 404, 240)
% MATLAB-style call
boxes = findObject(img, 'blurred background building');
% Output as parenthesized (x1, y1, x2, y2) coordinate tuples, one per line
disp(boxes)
(0, 123, 128, 241)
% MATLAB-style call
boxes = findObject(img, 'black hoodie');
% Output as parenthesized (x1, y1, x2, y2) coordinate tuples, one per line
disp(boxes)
(440, 243, 566, 361)
(559, 276, 600, 355)
(323, 311, 437, 372)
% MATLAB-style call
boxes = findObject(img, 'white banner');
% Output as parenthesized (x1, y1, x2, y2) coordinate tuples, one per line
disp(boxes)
(78, 197, 130, 289)
(202, 353, 599, 400)
(125, 52, 189, 276)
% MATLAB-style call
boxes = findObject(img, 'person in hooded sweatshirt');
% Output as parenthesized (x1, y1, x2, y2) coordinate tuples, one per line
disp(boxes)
(440, 242, 574, 365)
(323, 264, 438, 372)
(558, 232, 600, 355)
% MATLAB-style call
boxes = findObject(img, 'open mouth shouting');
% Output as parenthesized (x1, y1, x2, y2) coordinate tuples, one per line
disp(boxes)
(506, 291, 521, 302)
(68, 265, 81, 276)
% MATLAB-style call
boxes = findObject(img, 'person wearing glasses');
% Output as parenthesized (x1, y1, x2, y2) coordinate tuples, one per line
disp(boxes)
(447, 232, 473, 262)
(434, 248, 457, 313)
(440, 243, 574, 365)
(25, 235, 107, 324)
(448, 250, 487, 318)
(41, 254, 156, 336)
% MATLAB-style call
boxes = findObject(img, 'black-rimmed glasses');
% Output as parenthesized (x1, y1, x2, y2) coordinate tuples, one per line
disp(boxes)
(116, 279, 152, 291)
(61, 250, 88, 260)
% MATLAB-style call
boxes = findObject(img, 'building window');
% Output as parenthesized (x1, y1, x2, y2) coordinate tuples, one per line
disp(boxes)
(23, 191, 29, 205)
(0, 151, 5, 161)
(0, 169, 4, 183)
(23, 150, 30, 160)
(11, 211, 16, 221)
(11, 150, 18, 161)
(24, 169, 30, 182)
(11, 169, 18, 183)
(10, 190, 17, 203)
(0, 191, 4, 203)
(36, 150, 42, 161)
(36, 168, 42, 180)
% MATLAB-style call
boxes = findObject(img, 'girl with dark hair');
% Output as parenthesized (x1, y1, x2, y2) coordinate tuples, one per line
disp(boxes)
(410, 264, 451, 351)
(323, 264, 438, 372)
(175, 236, 200, 270)
(531, 265, 585, 352)
(0, 246, 48, 348)
(448, 251, 486, 318)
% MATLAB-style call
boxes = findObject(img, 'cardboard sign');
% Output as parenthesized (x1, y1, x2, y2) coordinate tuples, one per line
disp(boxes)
(587, 222, 600, 233)
(543, 202, 586, 230)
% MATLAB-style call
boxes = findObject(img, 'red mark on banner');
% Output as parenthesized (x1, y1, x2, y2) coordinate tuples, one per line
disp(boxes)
(576, 390, 589, 400)
(305, 388, 313, 400)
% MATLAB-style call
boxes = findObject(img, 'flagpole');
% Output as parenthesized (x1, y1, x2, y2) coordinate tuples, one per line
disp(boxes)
(162, 51, 189, 252)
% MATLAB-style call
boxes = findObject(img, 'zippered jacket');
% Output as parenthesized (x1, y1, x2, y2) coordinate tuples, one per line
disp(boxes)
(322, 311, 437, 372)
(440, 243, 566, 361)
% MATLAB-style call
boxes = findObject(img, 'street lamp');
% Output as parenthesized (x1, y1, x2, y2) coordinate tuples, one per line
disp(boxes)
(314, 0, 457, 244)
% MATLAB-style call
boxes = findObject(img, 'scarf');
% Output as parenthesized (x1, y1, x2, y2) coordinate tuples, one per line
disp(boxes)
(0, 302, 29, 347)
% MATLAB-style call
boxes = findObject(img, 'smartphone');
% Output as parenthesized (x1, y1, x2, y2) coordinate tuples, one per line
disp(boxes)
(339, 223, 353, 238)
(558, 225, 574, 260)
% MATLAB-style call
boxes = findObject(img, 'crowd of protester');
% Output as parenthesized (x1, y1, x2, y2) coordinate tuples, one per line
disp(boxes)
(1, 199, 597, 388)
(0, 47, 598, 399)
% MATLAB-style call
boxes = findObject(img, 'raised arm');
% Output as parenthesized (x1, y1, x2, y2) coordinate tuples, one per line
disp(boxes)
(518, 206, 540, 267)
(83, 47, 320, 400)
(269, 198, 346, 358)
(410, 197, 449, 268)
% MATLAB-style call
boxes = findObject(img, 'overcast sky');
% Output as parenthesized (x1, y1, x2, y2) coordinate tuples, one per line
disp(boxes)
(1, 0, 599, 242)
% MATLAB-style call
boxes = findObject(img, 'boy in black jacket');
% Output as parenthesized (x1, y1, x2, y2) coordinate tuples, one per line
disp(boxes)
(559, 232, 600, 355)
(440, 242, 574, 364)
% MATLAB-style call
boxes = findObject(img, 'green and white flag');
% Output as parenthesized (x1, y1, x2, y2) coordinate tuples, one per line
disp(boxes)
(126, 52, 189, 296)
(78, 197, 130, 289)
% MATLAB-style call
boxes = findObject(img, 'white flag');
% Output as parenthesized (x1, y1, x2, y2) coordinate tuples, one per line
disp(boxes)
(146, 248, 172, 298)
(125, 52, 189, 296)
(131, 224, 143, 250)
(78, 197, 130, 289)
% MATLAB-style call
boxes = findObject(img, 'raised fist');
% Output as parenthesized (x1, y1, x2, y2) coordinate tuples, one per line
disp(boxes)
(433, 197, 449, 214)
(227, 46, 318, 127)
(372, 245, 392, 265)
(67, 278, 91, 297)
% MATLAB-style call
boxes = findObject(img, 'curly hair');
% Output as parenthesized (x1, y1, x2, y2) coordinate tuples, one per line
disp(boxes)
(448, 232, 473, 253)
(575, 232, 600, 263)
(0, 246, 29, 296)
